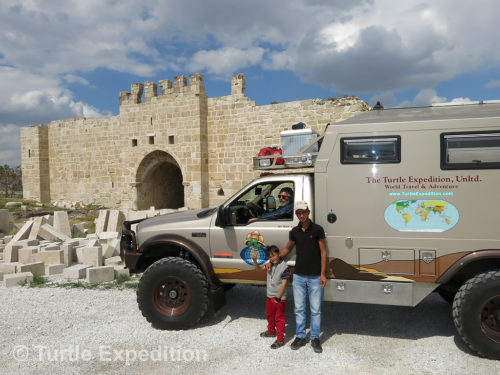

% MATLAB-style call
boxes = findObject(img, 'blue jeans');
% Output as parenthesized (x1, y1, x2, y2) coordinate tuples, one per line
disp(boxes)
(293, 274, 323, 340)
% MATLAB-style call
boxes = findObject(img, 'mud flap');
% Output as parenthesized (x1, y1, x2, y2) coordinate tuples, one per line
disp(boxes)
(207, 284, 226, 315)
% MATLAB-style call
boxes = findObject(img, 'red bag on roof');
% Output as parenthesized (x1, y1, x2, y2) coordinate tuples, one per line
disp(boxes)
(258, 147, 284, 165)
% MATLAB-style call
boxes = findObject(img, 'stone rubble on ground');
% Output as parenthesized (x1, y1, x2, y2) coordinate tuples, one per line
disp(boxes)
(0, 206, 182, 287)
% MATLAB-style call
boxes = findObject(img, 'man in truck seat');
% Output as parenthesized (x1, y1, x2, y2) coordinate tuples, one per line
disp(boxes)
(248, 187, 294, 222)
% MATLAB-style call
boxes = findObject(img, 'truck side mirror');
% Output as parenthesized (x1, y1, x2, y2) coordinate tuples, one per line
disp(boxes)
(215, 205, 229, 228)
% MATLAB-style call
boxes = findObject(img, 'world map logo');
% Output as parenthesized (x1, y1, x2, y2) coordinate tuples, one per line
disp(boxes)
(384, 199, 460, 232)
(240, 231, 268, 265)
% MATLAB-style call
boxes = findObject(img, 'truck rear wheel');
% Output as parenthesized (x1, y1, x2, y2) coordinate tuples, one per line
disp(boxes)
(452, 270, 500, 359)
(137, 257, 209, 330)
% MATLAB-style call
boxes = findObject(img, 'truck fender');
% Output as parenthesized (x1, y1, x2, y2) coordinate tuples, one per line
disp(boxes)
(436, 249, 500, 284)
(140, 234, 220, 287)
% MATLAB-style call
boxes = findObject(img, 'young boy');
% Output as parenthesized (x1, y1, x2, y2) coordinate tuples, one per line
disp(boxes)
(252, 245, 290, 349)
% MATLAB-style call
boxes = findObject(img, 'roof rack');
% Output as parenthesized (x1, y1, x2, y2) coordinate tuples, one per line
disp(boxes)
(253, 134, 324, 170)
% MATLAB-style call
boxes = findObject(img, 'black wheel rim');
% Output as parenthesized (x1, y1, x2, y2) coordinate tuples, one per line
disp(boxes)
(152, 276, 191, 316)
(480, 294, 500, 343)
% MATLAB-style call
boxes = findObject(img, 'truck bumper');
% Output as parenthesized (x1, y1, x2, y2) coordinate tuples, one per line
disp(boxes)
(120, 219, 144, 272)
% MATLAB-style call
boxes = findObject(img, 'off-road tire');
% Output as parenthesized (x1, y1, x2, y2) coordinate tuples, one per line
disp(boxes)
(452, 270, 500, 359)
(137, 257, 209, 330)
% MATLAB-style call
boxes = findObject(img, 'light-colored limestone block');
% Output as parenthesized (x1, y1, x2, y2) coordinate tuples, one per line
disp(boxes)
(11, 220, 34, 242)
(4, 272, 33, 287)
(45, 264, 65, 275)
(0, 209, 10, 234)
(60, 243, 77, 266)
(97, 232, 119, 240)
(0, 262, 21, 274)
(17, 262, 45, 276)
(18, 247, 39, 264)
(15, 239, 39, 247)
(38, 223, 71, 242)
(28, 216, 48, 240)
(3, 221, 34, 261)
(106, 210, 125, 233)
(53, 211, 71, 238)
(63, 264, 91, 279)
(104, 256, 123, 266)
(113, 265, 130, 278)
(103, 238, 120, 259)
(40, 249, 64, 265)
(81, 246, 103, 267)
(86, 238, 99, 247)
(75, 246, 85, 263)
(95, 210, 109, 234)
(42, 244, 61, 251)
(86, 266, 115, 283)
(3, 243, 22, 263)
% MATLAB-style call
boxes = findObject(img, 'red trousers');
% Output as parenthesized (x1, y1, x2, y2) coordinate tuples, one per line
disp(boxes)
(265, 297, 287, 342)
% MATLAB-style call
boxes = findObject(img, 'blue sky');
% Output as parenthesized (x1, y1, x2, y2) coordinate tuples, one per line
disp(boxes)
(1, 0, 500, 166)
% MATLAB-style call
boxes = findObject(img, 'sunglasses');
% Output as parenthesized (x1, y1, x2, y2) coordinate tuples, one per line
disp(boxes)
(278, 194, 290, 199)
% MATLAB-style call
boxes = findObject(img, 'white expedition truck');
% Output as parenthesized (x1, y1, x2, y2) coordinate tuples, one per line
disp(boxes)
(121, 102, 500, 359)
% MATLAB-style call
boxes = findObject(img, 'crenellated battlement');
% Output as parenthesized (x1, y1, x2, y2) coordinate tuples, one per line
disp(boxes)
(119, 73, 208, 105)
(231, 73, 245, 96)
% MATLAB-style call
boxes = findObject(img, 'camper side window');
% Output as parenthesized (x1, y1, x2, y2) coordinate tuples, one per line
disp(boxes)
(441, 132, 500, 170)
(341, 136, 401, 164)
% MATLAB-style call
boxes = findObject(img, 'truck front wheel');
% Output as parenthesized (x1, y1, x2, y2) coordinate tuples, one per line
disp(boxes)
(452, 270, 500, 359)
(137, 257, 209, 330)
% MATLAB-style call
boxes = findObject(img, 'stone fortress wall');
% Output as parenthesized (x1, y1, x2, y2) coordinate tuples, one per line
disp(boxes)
(21, 73, 369, 210)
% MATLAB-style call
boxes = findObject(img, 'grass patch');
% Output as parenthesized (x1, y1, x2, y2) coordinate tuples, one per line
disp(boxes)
(29, 275, 49, 287)
(0, 197, 51, 211)
(123, 281, 139, 289)
(115, 273, 131, 284)
(25, 274, 140, 290)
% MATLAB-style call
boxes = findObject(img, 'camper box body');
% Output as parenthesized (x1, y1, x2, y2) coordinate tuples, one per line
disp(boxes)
(315, 104, 500, 304)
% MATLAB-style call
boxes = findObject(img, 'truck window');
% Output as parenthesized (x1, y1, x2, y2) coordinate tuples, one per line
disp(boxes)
(441, 131, 500, 170)
(228, 181, 295, 225)
(341, 136, 401, 164)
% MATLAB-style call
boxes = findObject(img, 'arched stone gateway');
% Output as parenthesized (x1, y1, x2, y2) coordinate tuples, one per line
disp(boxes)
(135, 151, 184, 210)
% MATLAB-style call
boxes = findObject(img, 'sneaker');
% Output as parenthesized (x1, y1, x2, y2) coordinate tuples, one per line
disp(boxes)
(260, 331, 277, 338)
(311, 338, 322, 353)
(270, 340, 285, 349)
(290, 337, 307, 350)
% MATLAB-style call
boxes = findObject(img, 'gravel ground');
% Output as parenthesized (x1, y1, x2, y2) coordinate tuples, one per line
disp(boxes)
(0, 284, 498, 375)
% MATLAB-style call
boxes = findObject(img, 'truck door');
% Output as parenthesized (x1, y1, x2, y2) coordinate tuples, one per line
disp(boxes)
(209, 178, 300, 282)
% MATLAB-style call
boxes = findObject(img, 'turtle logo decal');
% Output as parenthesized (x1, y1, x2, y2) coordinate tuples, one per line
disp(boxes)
(240, 231, 268, 265)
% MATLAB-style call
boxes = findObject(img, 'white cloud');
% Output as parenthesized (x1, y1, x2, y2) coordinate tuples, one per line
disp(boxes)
(447, 97, 476, 105)
(2, 1, 500, 93)
(485, 80, 500, 89)
(1, 0, 500, 164)
(188, 47, 265, 76)
(412, 89, 447, 107)
(397, 90, 476, 108)
(0, 67, 107, 126)
(262, 1, 500, 93)
(63, 74, 91, 86)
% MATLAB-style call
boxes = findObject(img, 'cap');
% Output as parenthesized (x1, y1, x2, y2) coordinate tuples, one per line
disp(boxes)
(295, 200, 309, 211)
